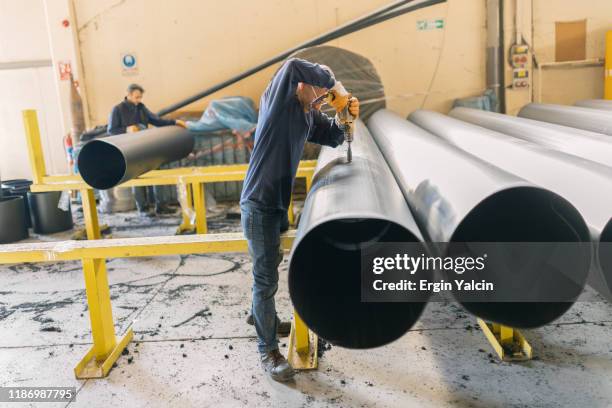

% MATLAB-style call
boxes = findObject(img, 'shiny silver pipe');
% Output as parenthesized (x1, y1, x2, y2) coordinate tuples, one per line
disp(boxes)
(288, 120, 427, 349)
(449, 107, 612, 300)
(77, 126, 194, 189)
(518, 103, 612, 136)
(372, 109, 590, 327)
(451, 107, 612, 168)
(575, 99, 612, 111)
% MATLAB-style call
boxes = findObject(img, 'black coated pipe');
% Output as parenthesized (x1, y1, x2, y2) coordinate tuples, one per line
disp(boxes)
(368, 109, 590, 328)
(289, 120, 428, 349)
(449, 107, 612, 299)
(156, 0, 446, 116)
(77, 126, 194, 190)
(518, 103, 612, 136)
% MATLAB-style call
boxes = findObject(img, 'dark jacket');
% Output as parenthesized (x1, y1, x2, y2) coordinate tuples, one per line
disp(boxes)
(107, 98, 176, 135)
(240, 58, 345, 211)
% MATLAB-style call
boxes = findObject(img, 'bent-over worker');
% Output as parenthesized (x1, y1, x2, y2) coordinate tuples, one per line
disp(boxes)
(240, 58, 359, 382)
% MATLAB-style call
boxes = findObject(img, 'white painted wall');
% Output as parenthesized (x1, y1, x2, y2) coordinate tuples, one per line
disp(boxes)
(0, 0, 66, 180)
(532, 0, 610, 105)
(73, 0, 486, 124)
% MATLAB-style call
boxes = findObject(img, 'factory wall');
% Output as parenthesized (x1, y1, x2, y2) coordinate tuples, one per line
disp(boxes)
(531, 0, 609, 105)
(0, 0, 66, 179)
(2, 0, 612, 179)
(73, 0, 486, 124)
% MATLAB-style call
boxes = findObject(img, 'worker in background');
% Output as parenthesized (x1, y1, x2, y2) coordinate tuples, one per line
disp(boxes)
(107, 83, 187, 216)
(240, 58, 359, 382)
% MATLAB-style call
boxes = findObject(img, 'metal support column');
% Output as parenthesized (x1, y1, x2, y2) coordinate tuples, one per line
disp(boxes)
(22, 110, 47, 184)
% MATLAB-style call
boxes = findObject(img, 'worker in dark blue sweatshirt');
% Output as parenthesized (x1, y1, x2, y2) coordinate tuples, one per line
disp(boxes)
(240, 58, 359, 382)
(107, 83, 186, 135)
(107, 83, 187, 216)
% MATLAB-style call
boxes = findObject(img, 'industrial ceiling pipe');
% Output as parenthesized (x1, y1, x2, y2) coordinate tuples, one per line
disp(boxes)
(518, 103, 612, 136)
(575, 99, 612, 111)
(289, 120, 428, 349)
(157, 0, 446, 117)
(77, 126, 194, 190)
(447, 108, 612, 299)
(450, 107, 612, 168)
(369, 109, 590, 328)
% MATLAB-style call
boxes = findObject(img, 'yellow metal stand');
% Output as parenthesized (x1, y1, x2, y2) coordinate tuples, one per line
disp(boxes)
(287, 310, 318, 370)
(477, 319, 532, 361)
(17, 110, 320, 377)
(605, 31, 612, 100)
(22, 109, 316, 238)
(0, 231, 317, 376)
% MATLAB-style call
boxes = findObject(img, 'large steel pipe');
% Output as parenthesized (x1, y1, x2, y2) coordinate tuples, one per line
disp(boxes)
(289, 120, 427, 349)
(451, 107, 612, 168)
(518, 103, 612, 136)
(448, 107, 612, 299)
(370, 109, 590, 328)
(575, 99, 612, 111)
(77, 126, 194, 189)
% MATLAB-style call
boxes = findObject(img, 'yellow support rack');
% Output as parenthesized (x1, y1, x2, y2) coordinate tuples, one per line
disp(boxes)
(21, 109, 317, 237)
(287, 310, 318, 370)
(14, 110, 321, 377)
(477, 319, 532, 362)
(0, 231, 321, 377)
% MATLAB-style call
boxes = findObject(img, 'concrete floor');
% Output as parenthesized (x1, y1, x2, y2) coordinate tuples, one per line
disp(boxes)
(1, 205, 612, 407)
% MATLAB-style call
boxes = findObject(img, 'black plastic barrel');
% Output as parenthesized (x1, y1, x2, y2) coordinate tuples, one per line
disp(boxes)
(28, 191, 73, 234)
(0, 195, 29, 243)
(2, 179, 33, 227)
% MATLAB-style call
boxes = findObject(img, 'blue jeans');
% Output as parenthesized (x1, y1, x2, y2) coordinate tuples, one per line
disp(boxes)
(241, 202, 287, 354)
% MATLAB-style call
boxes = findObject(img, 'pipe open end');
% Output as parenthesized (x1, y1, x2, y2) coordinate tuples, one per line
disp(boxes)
(598, 218, 612, 288)
(289, 218, 426, 349)
(78, 141, 127, 190)
(449, 187, 590, 328)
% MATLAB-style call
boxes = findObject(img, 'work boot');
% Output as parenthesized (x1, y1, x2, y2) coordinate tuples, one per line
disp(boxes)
(261, 349, 294, 382)
(246, 314, 292, 337)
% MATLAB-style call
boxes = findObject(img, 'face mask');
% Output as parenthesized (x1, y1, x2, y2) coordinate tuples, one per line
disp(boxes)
(309, 86, 328, 111)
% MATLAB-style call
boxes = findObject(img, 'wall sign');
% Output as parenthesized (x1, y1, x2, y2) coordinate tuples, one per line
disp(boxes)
(58, 61, 72, 81)
(121, 52, 138, 76)
(417, 19, 445, 31)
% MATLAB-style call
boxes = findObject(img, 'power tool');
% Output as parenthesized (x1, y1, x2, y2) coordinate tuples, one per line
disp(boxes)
(311, 82, 355, 162)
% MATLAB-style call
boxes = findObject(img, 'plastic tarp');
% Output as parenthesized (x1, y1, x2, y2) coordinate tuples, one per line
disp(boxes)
(186, 96, 258, 133)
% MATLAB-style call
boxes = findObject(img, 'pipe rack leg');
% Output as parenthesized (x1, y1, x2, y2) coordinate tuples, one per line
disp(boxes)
(74, 257, 133, 379)
(177, 183, 196, 234)
(477, 319, 532, 361)
(193, 182, 208, 234)
(287, 309, 318, 370)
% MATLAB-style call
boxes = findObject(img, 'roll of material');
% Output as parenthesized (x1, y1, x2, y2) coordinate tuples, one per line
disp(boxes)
(288, 120, 427, 349)
(0, 195, 29, 243)
(28, 191, 73, 234)
(77, 126, 195, 190)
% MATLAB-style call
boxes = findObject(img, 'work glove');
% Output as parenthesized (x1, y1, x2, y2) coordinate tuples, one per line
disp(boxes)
(175, 119, 187, 128)
(348, 97, 359, 118)
(328, 81, 350, 112)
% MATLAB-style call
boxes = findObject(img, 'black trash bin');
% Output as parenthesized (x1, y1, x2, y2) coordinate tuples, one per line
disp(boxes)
(28, 191, 73, 234)
(0, 195, 29, 243)
(2, 179, 33, 227)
